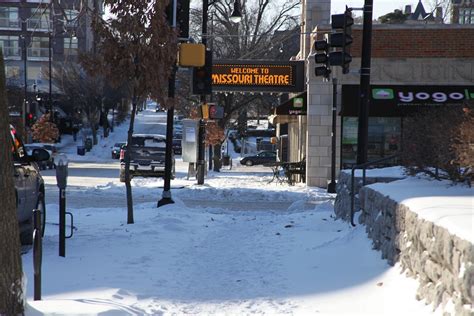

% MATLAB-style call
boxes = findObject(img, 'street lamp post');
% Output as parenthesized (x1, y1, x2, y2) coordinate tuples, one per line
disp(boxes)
(21, 32, 28, 137)
(48, 2, 54, 122)
(49, 31, 53, 121)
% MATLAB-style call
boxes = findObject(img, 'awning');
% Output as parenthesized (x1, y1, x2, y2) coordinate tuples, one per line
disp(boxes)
(340, 84, 474, 117)
(274, 91, 307, 116)
(268, 114, 300, 125)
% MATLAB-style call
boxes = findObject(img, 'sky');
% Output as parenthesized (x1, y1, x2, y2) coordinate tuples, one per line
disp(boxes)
(20, 107, 472, 315)
(104, 1, 426, 21)
(331, 0, 422, 18)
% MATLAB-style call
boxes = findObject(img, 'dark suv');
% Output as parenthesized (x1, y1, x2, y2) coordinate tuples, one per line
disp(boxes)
(10, 125, 50, 244)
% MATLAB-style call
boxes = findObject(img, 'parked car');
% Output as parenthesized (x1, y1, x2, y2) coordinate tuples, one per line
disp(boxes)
(119, 134, 175, 182)
(24, 143, 57, 170)
(9, 125, 50, 244)
(111, 142, 126, 159)
(240, 150, 277, 166)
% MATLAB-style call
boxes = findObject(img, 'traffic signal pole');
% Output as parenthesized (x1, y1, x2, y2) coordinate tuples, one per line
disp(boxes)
(196, 0, 209, 185)
(158, 0, 178, 207)
(356, 0, 373, 165)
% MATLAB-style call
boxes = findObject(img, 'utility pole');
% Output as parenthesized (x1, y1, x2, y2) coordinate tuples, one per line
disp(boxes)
(356, 0, 373, 165)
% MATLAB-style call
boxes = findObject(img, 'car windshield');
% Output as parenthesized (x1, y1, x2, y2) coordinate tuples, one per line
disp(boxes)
(132, 137, 165, 147)
(43, 145, 56, 152)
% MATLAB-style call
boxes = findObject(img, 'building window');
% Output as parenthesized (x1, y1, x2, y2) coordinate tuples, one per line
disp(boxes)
(64, 36, 78, 56)
(28, 37, 49, 59)
(0, 35, 21, 59)
(27, 8, 51, 30)
(0, 7, 20, 29)
(341, 117, 401, 168)
(460, 8, 474, 24)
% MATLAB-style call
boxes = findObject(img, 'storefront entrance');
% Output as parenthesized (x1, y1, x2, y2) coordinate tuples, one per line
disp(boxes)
(340, 84, 474, 168)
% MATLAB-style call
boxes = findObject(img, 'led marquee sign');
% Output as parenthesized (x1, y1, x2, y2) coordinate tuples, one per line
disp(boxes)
(212, 60, 305, 93)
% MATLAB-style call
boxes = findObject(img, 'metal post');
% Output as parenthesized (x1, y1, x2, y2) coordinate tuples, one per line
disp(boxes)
(356, 0, 373, 165)
(197, 119, 206, 184)
(208, 145, 213, 170)
(328, 78, 337, 193)
(196, 0, 209, 185)
(158, 0, 178, 207)
(49, 31, 53, 121)
(33, 209, 42, 300)
(158, 68, 176, 207)
(59, 188, 65, 257)
(22, 23, 28, 137)
(55, 155, 68, 256)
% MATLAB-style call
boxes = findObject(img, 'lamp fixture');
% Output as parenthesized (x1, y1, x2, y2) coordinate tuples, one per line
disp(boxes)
(230, 0, 243, 23)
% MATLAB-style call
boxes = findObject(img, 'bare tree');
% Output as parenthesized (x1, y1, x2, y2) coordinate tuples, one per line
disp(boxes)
(0, 53, 24, 315)
(82, 0, 178, 223)
(427, 0, 453, 23)
(51, 62, 104, 144)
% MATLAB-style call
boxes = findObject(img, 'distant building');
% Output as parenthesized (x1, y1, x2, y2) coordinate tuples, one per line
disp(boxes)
(0, 0, 103, 114)
(404, 0, 443, 24)
(452, 0, 474, 24)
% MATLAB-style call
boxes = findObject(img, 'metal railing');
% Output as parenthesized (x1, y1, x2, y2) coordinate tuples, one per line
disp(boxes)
(350, 154, 399, 226)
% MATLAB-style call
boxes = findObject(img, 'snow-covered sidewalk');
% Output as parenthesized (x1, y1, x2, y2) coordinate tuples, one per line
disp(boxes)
(21, 112, 444, 315)
(23, 170, 441, 315)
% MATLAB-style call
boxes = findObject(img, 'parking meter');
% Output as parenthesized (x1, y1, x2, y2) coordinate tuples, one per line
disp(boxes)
(55, 155, 69, 257)
(55, 155, 68, 189)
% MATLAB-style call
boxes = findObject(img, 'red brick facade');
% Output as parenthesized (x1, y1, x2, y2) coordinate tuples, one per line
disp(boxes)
(350, 27, 474, 58)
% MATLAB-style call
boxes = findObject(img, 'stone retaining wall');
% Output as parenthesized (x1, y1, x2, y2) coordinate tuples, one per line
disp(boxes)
(334, 171, 402, 222)
(359, 186, 474, 316)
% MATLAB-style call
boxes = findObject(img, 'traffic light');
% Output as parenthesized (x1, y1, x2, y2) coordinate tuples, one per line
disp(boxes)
(329, 7, 353, 74)
(314, 36, 331, 80)
(208, 104, 224, 119)
(26, 112, 34, 127)
(192, 50, 212, 95)
(166, 0, 190, 39)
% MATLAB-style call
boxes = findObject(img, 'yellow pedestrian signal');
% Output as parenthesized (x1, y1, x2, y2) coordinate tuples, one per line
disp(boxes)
(178, 43, 205, 67)
(201, 103, 209, 119)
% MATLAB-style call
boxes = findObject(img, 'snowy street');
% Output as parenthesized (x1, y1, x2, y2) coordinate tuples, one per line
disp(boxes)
(22, 109, 440, 315)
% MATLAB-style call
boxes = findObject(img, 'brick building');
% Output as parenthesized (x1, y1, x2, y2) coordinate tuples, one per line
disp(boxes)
(291, 0, 474, 188)
(0, 0, 102, 116)
(452, 0, 474, 24)
(306, 24, 474, 187)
